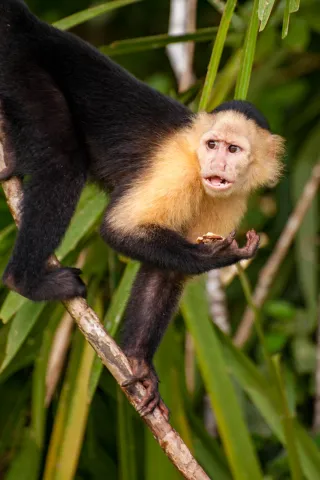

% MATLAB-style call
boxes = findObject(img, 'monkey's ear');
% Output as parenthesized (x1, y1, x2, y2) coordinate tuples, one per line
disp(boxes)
(264, 134, 286, 188)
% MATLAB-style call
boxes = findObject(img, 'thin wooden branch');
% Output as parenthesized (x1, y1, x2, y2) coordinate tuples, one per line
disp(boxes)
(0, 142, 209, 480)
(234, 161, 320, 347)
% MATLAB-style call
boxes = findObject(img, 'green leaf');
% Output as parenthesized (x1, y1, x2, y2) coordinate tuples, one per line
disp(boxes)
(282, 0, 291, 38)
(235, 0, 260, 99)
(56, 189, 107, 260)
(292, 337, 316, 375)
(181, 280, 263, 480)
(53, 0, 141, 31)
(32, 307, 64, 449)
(0, 293, 27, 325)
(218, 325, 320, 480)
(289, 0, 300, 13)
(272, 356, 303, 480)
(283, 18, 310, 51)
(207, 49, 242, 110)
(264, 300, 296, 320)
(5, 430, 40, 480)
(43, 330, 95, 480)
(258, 0, 277, 31)
(0, 302, 45, 372)
(0, 378, 29, 458)
(199, 0, 238, 111)
(0, 224, 15, 255)
(117, 388, 138, 480)
(182, 284, 320, 480)
(101, 27, 223, 56)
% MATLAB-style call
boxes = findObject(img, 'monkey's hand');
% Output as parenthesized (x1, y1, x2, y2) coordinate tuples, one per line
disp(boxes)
(122, 357, 169, 421)
(200, 229, 260, 268)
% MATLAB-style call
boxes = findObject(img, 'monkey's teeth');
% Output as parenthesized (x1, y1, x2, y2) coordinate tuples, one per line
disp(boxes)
(210, 176, 225, 186)
(203, 176, 233, 191)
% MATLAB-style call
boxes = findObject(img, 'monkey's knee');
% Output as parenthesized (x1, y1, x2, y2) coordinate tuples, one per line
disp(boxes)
(2, 266, 87, 301)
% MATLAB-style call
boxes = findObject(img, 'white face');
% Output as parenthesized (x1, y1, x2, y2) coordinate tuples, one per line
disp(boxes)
(196, 116, 253, 197)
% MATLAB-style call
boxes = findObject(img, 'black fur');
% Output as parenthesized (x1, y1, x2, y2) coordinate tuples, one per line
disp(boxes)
(212, 100, 271, 131)
(122, 265, 185, 361)
(0, 1, 263, 411)
(0, 0, 192, 301)
(101, 224, 258, 275)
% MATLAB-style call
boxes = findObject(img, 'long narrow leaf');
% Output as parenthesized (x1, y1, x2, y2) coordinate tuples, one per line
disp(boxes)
(53, 0, 141, 31)
(199, 0, 238, 110)
(43, 331, 92, 480)
(282, 0, 291, 38)
(0, 293, 27, 325)
(258, 0, 277, 31)
(117, 388, 138, 480)
(272, 356, 303, 480)
(182, 282, 320, 479)
(0, 302, 45, 372)
(56, 189, 107, 260)
(235, 0, 260, 99)
(182, 280, 263, 480)
(101, 27, 232, 56)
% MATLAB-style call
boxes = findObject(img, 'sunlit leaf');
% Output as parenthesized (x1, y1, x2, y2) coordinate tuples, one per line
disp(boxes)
(56, 188, 107, 260)
(258, 0, 277, 31)
(0, 292, 27, 325)
(0, 302, 45, 372)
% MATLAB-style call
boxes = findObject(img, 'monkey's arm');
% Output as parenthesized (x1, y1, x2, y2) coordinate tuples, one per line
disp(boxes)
(101, 220, 259, 275)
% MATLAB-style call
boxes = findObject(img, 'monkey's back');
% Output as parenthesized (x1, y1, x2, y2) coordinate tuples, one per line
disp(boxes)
(0, 0, 192, 187)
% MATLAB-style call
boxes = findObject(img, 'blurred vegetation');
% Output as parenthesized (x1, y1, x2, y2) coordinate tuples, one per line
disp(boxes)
(0, 0, 319, 479)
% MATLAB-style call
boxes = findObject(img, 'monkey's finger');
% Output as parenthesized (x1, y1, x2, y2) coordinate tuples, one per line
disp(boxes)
(138, 392, 157, 416)
(245, 230, 260, 248)
(122, 375, 143, 388)
(227, 230, 237, 241)
(70, 267, 83, 275)
(239, 231, 260, 258)
(246, 229, 258, 240)
(158, 400, 170, 422)
(140, 394, 170, 420)
(217, 230, 236, 248)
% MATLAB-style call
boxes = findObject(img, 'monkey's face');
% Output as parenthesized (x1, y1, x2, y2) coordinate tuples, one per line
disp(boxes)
(196, 111, 285, 198)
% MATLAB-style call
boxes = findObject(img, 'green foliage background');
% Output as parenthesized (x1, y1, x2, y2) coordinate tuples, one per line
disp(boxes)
(0, 0, 319, 479)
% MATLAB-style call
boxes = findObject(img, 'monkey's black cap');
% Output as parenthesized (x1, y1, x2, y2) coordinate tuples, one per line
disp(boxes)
(212, 100, 271, 131)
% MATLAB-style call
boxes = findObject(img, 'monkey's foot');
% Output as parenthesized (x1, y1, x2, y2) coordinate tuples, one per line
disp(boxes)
(122, 357, 169, 421)
(3, 267, 87, 301)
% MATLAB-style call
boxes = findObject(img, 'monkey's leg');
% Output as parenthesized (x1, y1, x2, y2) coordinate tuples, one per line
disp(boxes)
(3, 163, 87, 301)
(121, 264, 185, 420)
(1, 74, 87, 300)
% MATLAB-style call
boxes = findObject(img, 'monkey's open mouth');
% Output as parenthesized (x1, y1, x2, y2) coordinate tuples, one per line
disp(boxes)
(203, 176, 233, 191)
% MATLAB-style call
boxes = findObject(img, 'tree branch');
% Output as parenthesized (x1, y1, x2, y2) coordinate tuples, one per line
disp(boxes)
(0, 141, 209, 480)
(234, 161, 320, 347)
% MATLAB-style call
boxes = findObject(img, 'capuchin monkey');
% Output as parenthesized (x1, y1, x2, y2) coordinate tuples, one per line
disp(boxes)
(0, 0, 284, 419)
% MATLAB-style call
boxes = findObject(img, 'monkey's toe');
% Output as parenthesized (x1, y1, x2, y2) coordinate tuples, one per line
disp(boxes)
(122, 357, 169, 420)
(45, 267, 87, 299)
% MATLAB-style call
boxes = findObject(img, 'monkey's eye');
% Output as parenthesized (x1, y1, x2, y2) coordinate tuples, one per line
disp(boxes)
(228, 145, 240, 153)
(207, 140, 218, 149)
